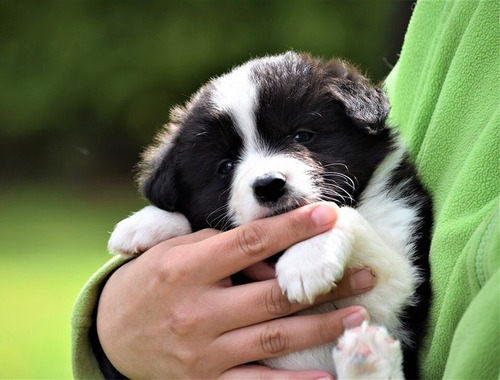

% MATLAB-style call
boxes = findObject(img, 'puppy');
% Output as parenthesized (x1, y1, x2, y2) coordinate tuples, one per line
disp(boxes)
(108, 52, 432, 379)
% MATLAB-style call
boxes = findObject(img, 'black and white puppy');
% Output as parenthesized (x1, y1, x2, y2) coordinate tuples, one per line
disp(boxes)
(108, 52, 432, 379)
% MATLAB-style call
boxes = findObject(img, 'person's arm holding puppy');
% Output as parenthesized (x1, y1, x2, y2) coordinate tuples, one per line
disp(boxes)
(95, 203, 373, 379)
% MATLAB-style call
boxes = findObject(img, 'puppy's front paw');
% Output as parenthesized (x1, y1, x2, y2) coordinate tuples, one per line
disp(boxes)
(108, 206, 191, 256)
(275, 232, 345, 304)
(333, 322, 404, 379)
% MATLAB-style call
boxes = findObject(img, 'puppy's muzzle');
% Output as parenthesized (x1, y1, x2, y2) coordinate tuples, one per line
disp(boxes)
(253, 172, 287, 204)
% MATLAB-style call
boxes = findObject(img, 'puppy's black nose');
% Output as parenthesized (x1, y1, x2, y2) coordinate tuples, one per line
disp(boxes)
(253, 173, 286, 203)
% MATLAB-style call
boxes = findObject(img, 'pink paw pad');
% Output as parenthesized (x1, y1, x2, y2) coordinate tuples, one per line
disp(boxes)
(333, 322, 404, 379)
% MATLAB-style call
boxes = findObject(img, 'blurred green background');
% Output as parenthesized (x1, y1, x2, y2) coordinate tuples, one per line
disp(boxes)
(0, 0, 412, 378)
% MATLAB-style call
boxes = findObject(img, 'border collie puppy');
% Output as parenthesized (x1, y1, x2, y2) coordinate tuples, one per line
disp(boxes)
(108, 52, 432, 379)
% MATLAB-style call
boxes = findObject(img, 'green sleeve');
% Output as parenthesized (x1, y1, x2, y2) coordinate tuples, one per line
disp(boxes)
(71, 256, 129, 379)
(384, 0, 499, 378)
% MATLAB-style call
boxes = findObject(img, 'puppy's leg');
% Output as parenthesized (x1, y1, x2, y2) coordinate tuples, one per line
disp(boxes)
(275, 223, 351, 304)
(276, 206, 416, 311)
(275, 206, 362, 304)
(333, 322, 404, 379)
(108, 205, 191, 256)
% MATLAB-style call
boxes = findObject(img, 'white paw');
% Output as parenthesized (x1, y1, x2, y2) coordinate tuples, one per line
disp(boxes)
(333, 322, 404, 379)
(275, 231, 347, 304)
(108, 205, 191, 256)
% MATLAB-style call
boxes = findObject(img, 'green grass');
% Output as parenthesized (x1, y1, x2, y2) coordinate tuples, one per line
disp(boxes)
(0, 182, 146, 379)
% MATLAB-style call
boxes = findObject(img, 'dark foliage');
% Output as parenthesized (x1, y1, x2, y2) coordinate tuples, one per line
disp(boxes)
(0, 0, 412, 181)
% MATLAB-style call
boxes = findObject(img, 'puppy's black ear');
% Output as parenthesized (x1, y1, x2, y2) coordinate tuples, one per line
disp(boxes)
(324, 60, 390, 134)
(136, 106, 186, 211)
(140, 151, 178, 212)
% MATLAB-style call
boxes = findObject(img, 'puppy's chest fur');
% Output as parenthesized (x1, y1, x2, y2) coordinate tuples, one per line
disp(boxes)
(108, 52, 432, 378)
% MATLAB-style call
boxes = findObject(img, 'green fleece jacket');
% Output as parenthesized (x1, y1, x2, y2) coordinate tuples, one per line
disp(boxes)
(72, 0, 500, 378)
(384, 1, 499, 378)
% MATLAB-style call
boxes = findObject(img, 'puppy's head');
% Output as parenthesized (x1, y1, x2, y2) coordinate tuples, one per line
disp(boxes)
(138, 52, 393, 231)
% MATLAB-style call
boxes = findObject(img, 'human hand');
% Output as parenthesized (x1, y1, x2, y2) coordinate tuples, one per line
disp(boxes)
(96, 202, 374, 379)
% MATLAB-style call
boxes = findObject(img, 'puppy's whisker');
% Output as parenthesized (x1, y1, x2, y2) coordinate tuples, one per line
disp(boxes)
(325, 173, 356, 189)
(322, 162, 359, 188)
(322, 172, 358, 191)
(206, 205, 232, 230)
(206, 204, 226, 221)
(217, 187, 231, 202)
(321, 181, 355, 199)
(320, 178, 355, 195)
(318, 184, 356, 206)
(323, 162, 350, 172)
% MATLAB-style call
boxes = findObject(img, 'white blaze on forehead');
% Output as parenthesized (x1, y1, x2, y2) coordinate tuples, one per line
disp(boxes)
(211, 61, 259, 148)
(210, 53, 303, 154)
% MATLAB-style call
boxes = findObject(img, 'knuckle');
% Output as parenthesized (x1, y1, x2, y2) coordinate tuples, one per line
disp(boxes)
(156, 247, 188, 285)
(167, 305, 199, 338)
(260, 324, 289, 355)
(175, 346, 200, 369)
(156, 261, 180, 286)
(237, 224, 266, 257)
(175, 343, 215, 377)
(264, 282, 292, 316)
(156, 260, 176, 285)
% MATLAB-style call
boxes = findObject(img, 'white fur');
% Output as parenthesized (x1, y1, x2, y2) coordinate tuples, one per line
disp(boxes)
(108, 205, 191, 256)
(357, 139, 421, 261)
(229, 152, 319, 225)
(211, 61, 259, 148)
(276, 228, 348, 304)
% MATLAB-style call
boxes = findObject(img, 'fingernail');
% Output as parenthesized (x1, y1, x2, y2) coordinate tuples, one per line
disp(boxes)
(342, 309, 369, 329)
(350, 269, 375, 293)
(311, 203, 338, 226)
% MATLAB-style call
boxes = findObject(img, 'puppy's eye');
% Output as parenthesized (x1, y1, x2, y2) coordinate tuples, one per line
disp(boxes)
(293, 131, 314, 143)
(218, 160, 235, 175)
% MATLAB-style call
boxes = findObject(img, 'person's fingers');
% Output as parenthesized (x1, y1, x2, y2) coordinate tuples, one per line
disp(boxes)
(210, 268, 375, 332)
(189, 202, 339, 282)
(220, 364, 333, 380)
(330, 267, 376, 299)
(213, 306, 369, 369)
(242, 259, 277, 281)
